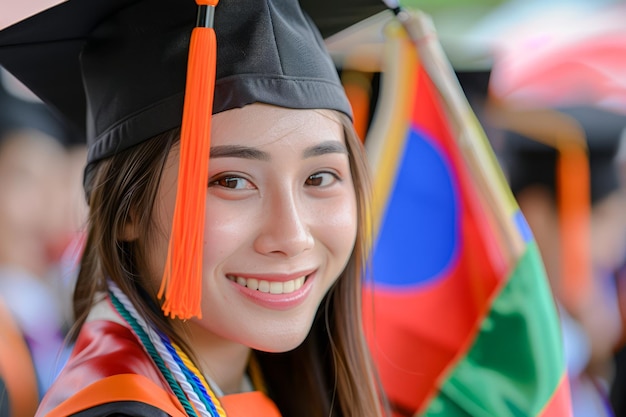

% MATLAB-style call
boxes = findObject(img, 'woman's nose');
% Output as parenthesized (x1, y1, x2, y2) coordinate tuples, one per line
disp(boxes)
(253, 191, 314, 257)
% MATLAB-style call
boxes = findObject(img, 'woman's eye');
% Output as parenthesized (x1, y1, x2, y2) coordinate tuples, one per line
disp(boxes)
(210, 176, 254, 190)
(305, 172, 339, 187)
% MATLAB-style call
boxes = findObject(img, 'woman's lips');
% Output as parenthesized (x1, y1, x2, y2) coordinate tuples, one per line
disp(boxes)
(226, 271, 316, 310)
(226, 274, 306, 294)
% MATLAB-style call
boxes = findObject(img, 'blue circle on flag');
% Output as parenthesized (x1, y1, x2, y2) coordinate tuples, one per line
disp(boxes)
(372, 128, 459, 287)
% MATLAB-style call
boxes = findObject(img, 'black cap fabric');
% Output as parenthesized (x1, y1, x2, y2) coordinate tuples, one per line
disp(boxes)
(0, 0, 385, 170)
(504, 106, 626, 204)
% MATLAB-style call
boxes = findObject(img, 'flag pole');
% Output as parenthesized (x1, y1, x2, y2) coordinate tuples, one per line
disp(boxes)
(391, 8, 526, 260)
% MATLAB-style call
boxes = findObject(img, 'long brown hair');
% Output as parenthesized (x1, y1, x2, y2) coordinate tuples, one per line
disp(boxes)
(72, 111, 386, 417)
(72, 128, 179, 339)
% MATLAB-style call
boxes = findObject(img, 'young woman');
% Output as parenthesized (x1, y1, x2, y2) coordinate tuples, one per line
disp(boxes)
(0, 0, 387, 416)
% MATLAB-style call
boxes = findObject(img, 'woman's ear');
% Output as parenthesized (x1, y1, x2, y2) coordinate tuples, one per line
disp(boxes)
(120, 209, 140, 242)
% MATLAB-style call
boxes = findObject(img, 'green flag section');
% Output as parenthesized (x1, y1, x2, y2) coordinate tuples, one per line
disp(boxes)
(421, 242, 571, 416)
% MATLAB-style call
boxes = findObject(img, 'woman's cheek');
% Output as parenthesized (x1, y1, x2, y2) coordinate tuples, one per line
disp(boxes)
(203, 200, 258, 263)
(312, 193, 358, 258)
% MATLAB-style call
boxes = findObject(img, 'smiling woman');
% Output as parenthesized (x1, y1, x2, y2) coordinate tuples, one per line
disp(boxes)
(139, 105, 359, 356)
(0, 0, 386, 416)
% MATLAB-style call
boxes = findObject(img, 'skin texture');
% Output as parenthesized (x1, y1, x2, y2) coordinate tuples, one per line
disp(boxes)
(126, 103, 358, 394)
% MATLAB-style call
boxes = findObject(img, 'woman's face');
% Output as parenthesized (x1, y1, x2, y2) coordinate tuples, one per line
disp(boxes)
(148, 104, 358, 352)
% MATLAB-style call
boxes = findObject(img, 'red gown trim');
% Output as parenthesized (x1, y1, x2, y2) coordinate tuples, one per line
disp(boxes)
(37, 319, 282, 416)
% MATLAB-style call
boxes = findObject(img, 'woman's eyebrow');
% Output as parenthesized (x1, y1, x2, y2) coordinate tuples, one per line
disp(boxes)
(302, 141, 348, 158)
(209, 141, 347, 160)
(210, 145, 270, 161)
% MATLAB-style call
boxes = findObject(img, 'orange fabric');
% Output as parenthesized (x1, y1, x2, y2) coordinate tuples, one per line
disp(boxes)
(46, 380, 284, 417)
(36, 320, 174, 416)
(342, 70, 372, 143)
(557, 144, 591, 313)
(160, 11, 218, 320)
(36, 319, 283, 416)
(220, 391, 282, 417)
(45, 374, 186, 417)
(0, 298, 39, 417)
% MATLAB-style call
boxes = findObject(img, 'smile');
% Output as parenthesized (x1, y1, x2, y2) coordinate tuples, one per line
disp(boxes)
(227, 275, 307, 295)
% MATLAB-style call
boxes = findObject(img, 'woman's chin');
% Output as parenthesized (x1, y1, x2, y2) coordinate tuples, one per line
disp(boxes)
(246, 331, 310, 354)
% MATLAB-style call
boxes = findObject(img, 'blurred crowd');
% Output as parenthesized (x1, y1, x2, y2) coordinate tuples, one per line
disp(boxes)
(0, 68, 87, 415)
(450, 3, 626, 415)
(460, 64, 626, 417)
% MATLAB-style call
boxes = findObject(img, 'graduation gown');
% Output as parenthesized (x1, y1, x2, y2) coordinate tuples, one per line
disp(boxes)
(36, 303, 281, 417)
(0, 298, 39, 417)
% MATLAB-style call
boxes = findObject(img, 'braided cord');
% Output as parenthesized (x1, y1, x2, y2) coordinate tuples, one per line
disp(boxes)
(109, 284, 213, 416)
(109, 285, 215, 416)
(159, 333, 221, 416)
(108, 290, 199, 416)
(171, 342, 226, 416)
(108, 282, 228, 417)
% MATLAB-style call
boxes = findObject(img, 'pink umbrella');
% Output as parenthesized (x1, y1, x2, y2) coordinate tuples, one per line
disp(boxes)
(489, 3, 626, 111)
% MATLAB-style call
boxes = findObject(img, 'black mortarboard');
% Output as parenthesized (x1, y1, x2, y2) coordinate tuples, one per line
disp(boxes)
(0, 0, 390, 168)
(504, 106, 626, 204)
(0, 0, 386, 319)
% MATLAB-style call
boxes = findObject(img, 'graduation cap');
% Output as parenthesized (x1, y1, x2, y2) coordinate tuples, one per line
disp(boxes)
(0, 0, 387, 319)
(504, 106, 626, 204)
(500, 105, 626, 312)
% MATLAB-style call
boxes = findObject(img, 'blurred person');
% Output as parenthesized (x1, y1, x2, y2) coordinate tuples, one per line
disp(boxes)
(0, 297, 40, 417)
(612, 258, 626, 417)
(502, 106, 626, 417)
(609, 132, 626, 417)
(0, 68, 81, 412)
(51, 142, 89, 325)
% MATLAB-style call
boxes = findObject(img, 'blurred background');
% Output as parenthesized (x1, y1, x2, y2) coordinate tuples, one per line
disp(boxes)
(0, 65, 87, 415)
(329, 1, 626, 415)
(408, 1, 626, 416)
(412, 1, 626, 416)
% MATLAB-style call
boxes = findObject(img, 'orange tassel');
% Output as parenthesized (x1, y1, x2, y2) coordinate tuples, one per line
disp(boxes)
(159, 0, 219, 319)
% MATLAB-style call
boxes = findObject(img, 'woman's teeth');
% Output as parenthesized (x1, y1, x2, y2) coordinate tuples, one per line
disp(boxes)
(228, 276, 306, 294)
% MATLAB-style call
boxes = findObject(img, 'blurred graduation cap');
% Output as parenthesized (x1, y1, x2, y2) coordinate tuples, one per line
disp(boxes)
(0, 67, 82, 147)
(0, 0, 387, 319)
(503, 106, 626, 204)
(455, 69, 492, 105)
(498, 105, 626, 313)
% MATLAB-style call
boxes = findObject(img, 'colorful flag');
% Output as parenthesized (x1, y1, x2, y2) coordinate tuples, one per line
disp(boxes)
(360, 10, 573, 417)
